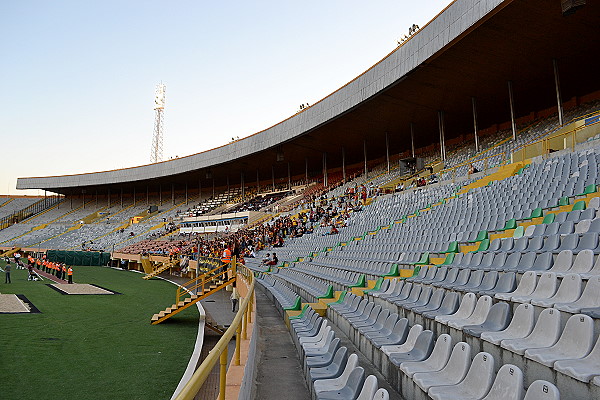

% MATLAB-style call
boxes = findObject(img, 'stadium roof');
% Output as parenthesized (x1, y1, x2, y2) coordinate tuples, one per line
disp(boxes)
(17, 0, 600, 194)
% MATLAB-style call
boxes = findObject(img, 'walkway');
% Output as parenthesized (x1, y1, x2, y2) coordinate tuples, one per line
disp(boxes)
(251, 287, 311, 399)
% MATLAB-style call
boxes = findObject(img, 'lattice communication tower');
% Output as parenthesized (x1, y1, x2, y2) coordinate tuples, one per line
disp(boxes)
(150, 83, 166, 163)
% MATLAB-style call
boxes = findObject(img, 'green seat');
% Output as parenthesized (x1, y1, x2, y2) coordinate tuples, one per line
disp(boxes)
(558, 196, 570, 207)
(543, 213, 555, 224)
(318, 285, 334, 299)
(326, 291, 347, 307)
(400, 265, 421, 280)
(470, 230, 488, 243)
(501, 218, 517, 231)
(284, 296, 302, 311)
(289, 303, 309, 319)
(579, 184, 596, 196)
(471, 239, 490, 253)
(349, 274, 366, 288)
(364, 278, 384, 294)
(441, 252, 455, 265)
(413, 252, 430, 265)
(383, 264, 399, 277)
(572, 200, 586, 211)
(525, 207, 543, 220)
(443, 241, 459, 253)
(513, 225, 525, 239)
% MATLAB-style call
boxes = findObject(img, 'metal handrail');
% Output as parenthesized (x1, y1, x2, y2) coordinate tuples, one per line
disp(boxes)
(174, 260, 254, 400)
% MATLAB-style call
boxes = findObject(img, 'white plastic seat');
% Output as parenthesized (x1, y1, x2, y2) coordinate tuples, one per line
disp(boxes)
(355, 375, 378, 400)
(580, 255, 600, 279)
(543, 250, 572, 275)
(523, 380, 560, 400)
(428, 352, 495, 400)
(558, 249, 594, 277)
(501, 308, 561, 355)
(481, 364, 524, 400)
(481, 303, 535, 345)
(554, 275, 600, 313)
(524, 314, 594, 367)
(313, 353, 359, 393)
(554, 334, 600, 382)
(512, 272, 557, 304)
(381, 324, 423, 356)
(412, 342, 471, 392)
(316, 367, 365, 400)
(371, 388, 389, 400)
(435, 292, 476, 325)
(530, 273, 582, 308)
(447, 295, 492, 329)
(399, 333, 452, 378)
(495, 271, 537, 301)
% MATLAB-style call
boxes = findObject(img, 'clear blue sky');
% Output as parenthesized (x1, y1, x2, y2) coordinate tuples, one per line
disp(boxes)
(1, 0, 451, 195)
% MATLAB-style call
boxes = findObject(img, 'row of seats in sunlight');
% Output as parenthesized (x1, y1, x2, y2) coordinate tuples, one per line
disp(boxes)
(289, 305, 389, 400)
(328, 289, 597, 399)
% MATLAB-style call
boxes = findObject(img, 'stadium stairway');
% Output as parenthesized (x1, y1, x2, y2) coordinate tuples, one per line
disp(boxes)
(143, 259, 179, 280)
(150, 263, 235, 325)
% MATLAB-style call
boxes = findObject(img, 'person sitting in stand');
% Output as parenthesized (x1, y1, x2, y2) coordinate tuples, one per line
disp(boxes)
(329, 225, 339, 235)
(266, 252, 278, 266)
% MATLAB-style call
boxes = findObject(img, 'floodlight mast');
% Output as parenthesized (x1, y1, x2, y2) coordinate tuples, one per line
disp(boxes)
(150, 83, 166, 163)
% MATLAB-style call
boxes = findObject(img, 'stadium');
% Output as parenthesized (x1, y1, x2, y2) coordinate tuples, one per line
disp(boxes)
(2, 0, 600, 399)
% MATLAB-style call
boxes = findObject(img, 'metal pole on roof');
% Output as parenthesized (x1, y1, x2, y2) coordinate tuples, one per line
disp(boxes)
(410, 123, 415, 158)
(271, 165, 275, 191)
(438, 110, 446, 163)
(363, 140, 368, 178)
(323, 152, 328, 186)
(342, 147, 346, 182)
(508, 80, 517, 141)
(553, 59, 564, 126)
(305, 158, 308, 186)
(241, 172, 245, 199)
(472, 97, 480, 153)
(385, 132, 390, 174)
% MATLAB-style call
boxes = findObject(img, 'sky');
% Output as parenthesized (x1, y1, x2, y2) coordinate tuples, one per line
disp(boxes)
(0, 0, 451, 196)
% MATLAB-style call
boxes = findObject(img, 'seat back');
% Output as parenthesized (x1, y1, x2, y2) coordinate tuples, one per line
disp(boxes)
(453, 292, 477, 318)
(494, 272, 517, 294)
(481, 364, 524, 400)
(549, 250, 573, 273)
(355, 374, 378, 400)
(523, 380, 560, 400)
(530, 272, 558, 298)
(455, 352, 495, 397)
(437, 342, 471, 382)
(512, 271, 537, 296)
(570, 249, 594, 273)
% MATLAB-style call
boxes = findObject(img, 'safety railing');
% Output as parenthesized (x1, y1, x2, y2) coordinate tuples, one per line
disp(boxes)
(512, 119, 600, 163)
(175, 261, 235, 304)
(174, 258, 254, 400)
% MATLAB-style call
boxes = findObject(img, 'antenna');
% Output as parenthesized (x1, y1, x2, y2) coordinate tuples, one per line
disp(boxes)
(150, 83, 166, 163)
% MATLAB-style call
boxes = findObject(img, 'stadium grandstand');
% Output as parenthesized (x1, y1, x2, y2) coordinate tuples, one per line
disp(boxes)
(4, 0, 600, 399)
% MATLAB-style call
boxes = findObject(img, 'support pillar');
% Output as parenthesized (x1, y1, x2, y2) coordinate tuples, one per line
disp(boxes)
(171, 183, 174, 205)
(342, 147, 346, 182)
(553, 59, 564, 126)
(185, 183, 188, 205)
(323, 152, 328, 186)
(272, 165, 275, 191)
(133, 187, 136, 206)
(363, 140, 368, 177)
(120, 188, 123, 208)
(472, 97, 480, 153)
(305, 158, 308, 186)
(438, 111, 446, 163)
(508, 80, 517, 140)
(256, 169, 260, 193)
(385, 132, 390, 174)
(287, 162, 291, 190)
(159, 184, 162, 205)
(410, 123, 415, 158)
(241, 172, 245, 199)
